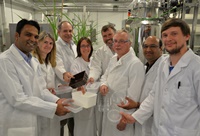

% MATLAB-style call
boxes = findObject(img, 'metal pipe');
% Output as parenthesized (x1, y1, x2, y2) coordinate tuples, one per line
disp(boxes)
(190, 1, 199, 50)
(0, 0, 6, 49)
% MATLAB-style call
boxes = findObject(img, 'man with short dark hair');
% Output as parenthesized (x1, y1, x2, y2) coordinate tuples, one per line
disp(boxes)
(0, 19, 70, 136)
(88, 24, 116, 83)
(135, 36, 165, 136)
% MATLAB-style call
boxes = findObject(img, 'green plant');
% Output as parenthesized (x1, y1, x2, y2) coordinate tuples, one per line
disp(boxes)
(38, 0, 98, 44)
(62, 13, 97, 44)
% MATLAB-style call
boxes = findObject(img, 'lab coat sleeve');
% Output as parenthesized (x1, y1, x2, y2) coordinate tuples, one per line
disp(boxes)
(0, 59, 57, 119)
(127, 61, 145, 114)
(54, 51, 66, 81)
(132, 77, 156, 125)
(89, 49, 103, 81)
(99, 62, 110, 87)
(193, 68, 200, 106)
(70, 61, 80, 75)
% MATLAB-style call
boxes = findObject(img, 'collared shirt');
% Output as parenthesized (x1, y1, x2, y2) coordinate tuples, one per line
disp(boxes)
(145, 58, 160, 74)
(14, 44, 32, 65)
(57, 36, 76, 55)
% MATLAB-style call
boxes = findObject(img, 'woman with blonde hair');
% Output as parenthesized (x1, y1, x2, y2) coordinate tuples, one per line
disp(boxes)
(32, 31, 60, 136)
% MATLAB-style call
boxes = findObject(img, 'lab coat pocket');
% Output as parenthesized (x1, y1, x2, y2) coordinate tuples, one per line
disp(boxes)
(8, 127, 35, 136)
(171, 86, 191, 106)
(174, 126, 198, 136)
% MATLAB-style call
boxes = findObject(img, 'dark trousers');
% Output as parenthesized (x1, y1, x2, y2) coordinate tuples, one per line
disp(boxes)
(60, 118, 74, 136)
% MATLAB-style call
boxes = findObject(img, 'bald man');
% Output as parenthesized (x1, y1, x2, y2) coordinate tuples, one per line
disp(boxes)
(136, 36, 165, 136)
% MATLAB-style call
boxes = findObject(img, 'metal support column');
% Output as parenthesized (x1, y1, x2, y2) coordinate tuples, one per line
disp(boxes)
(0, 0, 7, 52)
(190, 0, 199, 50)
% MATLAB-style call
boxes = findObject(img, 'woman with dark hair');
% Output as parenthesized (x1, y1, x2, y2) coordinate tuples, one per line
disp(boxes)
(70, 37, 96, 136)
(70, 37, 93, 76)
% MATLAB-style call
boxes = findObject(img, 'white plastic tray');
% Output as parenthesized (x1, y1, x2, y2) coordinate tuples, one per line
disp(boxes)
(85, 82, 100, 93)
(55, 86, 72, 95)
(72, 91, 97, 109)
(62, 99, 83, 113)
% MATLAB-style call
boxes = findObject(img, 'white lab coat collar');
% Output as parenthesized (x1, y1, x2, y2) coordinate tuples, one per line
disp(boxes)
(109, 48, 135, 72)
(10, 44, 40, 72)
(163, 49, 193, 81)
(102, 44, 115, 55)
(146, 55, 166, 76)
(57, 36, 74, 46)
(117, 47, 135, 63)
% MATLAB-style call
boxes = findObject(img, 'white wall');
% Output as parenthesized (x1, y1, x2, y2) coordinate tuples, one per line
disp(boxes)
(2, 2, 129, 50)
(65, 11, 128, 50)
(4, 3, 34, 29)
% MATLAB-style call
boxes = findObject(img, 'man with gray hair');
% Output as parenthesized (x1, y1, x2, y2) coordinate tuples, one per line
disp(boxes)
(99, 30, 145, 136)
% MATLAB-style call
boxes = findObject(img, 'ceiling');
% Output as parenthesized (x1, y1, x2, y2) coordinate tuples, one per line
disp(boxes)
(10, 0, 133, 12)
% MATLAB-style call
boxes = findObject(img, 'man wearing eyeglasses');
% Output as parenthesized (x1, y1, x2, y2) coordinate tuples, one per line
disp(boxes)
(142, 36, 163, 74)
(135, 36, 166, 136)
(99, 30, 145, 136)
(121, 18, 200, 136)
(115, 36, 166, 136)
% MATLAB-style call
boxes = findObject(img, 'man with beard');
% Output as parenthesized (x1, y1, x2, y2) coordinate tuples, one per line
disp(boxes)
(88, 24, 116, 83)
(121, 18, 200, 136)
(88, 24, 116, 136)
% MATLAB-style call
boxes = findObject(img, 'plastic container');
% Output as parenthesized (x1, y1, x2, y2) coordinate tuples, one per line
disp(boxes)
(62, 99, 83, 113)
(72, 91, 97, 108)
(107, 109, 121, 123)
(111, 91, 128, 105)
(55, 86, 72, 95)
(85, 82, 100, 93)
(97, 93, 111, 112)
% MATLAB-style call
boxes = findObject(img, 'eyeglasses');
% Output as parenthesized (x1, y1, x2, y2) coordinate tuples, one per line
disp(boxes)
(113, 40, 130, 44)
(80, 45, 91, 48)
(142, 44, 159, 49)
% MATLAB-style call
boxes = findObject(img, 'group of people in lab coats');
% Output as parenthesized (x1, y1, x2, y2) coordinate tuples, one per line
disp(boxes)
(0, 17, 200, 136)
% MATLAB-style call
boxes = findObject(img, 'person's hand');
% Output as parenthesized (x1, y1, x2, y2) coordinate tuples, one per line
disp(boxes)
(87, 77, 94, 84)
(63, 72, 74, 82)
(117, 119, 127, 131)
(77, 86, 86, 94)
(120, 112, 136, 124)
(55, 98, 71, 116)
(118, 97, 140, 110)
(48, 88, 56, 95)
(99, 85, 108, 96)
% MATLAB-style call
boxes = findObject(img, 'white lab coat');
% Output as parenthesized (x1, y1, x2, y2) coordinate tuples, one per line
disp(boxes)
(0, 44, 59, 136)
(135, 55, 166, 136)
(100, 48, 145, 136)
(38, 63, 60, 136)
(133, 49, 200, 136)
(89, 44, 114, 136)
(89, 44, 114, 81)
(70, 57, 90, 75)
(55, 37, 77, 84)
(54, 37, 76, 118)
(70, 57, 96, 136)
